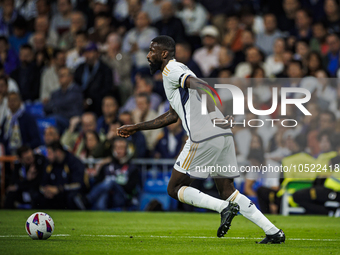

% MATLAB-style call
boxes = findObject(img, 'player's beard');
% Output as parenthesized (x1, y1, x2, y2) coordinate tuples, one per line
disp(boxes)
(149, 60, 162, 75)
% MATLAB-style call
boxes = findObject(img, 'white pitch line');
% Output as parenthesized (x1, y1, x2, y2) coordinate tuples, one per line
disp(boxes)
(0, 234, 70, 238)
(1, 234, 338, 242)
(80, 234, 340, 241)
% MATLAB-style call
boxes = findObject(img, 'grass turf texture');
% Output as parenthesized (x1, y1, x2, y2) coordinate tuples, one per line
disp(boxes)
(0, 211, 340, 255)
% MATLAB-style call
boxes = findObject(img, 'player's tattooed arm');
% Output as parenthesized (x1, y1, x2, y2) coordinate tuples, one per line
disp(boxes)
(117, 106, 178, 138)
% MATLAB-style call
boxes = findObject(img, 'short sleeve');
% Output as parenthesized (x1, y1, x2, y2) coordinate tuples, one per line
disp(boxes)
(163, 62, 196, 89)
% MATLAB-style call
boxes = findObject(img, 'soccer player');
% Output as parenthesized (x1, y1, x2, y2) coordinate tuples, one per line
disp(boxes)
(117, 36, 285, 244)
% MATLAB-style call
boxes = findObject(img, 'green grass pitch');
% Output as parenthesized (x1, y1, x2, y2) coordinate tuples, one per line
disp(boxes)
(0, 210, 340, 255)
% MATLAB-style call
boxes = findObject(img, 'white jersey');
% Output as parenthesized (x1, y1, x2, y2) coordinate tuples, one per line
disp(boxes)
(162, 59, 232, 143)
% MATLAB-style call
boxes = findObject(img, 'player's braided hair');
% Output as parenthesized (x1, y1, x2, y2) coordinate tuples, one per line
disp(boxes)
(151, 35, 176, 58)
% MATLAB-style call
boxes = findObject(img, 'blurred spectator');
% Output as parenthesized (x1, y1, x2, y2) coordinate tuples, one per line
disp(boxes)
(36, 141, 87, 209)
(61, 112, 104, 157)
(113, 0, 129, 22)
(15, 0, 37, 22)
(97, 96, 119, 136)
(59, 11, 86, 50)
(210, 46, 235, 77)
(234, 111, 257, 159)
(40, 49, 66, 103)
(8, 17, 31, 54)
(79, 130, 100, 160)
(245, 149, 281, 214)
(0, 0, 21, 36)
(292, 133, 340, 215)
(119, 0, 142, 33)
(10, 44, 40, 101)
(122, 11, 158, 69)
(101, 33, 133, 104)
(239, 5, 265, 35)
(34, 46, 54, 70)
(286, 60, 304, 88)
(256, 13, 283, 57)
(235, 46, 265, 78)
(301, 0, 326, 21)
(44, 67, 83, 133)
(265, 38, 285, 77)
(250, 66, 272, 103)
(92, 120, 122, 158)
(30, 31, 48, 52)
(290, 8, 313, 41)
(324, 33, 340, 77)
(154, 119, 186, 159)
(0, 75, 9, 124)
(132, 93, 161, 152)
(315, 69, 337, 110)
(118, 111, 147, 158)
(233, 29, 256, 66)
(278, 0, 300, 32)
(0, 62, 19, 92)
(4, 145, 46, 209)
(34, 126, 60, 157)
(142, 0, 164, 23)
(85, 138, 139, 210)
(74, 42, 114, 116)
(0, 92, 41, 155)
(306, 51, 323, 76)
(88, 12, 115, 47)
(154, 1, 186, 43)
(65, 30, 87, 71)
(275, 49, 294, 78)
(294, 39, 310, 66)
(121, 74, 162, 113)
(175, 42, 203, 78)
(310, 21, 329, 55)
(193, 25, 221, 77)
(176, 0, 208, 47)
(222, 14, 243, 52)
(322, 0, 340, 34)
(0, 36, 19, 75)
(36, 0, 51, 17)
(307, 110, 336, 156)
(29, 15, 58, 48)
(50, 0, 73, 37)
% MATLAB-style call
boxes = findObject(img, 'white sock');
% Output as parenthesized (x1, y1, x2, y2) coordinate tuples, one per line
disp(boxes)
(227, 190, 279, 235)
(178, 186, 228, 213)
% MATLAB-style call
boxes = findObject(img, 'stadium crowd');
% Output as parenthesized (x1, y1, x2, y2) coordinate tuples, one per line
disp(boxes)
(0, 0, 340, 214)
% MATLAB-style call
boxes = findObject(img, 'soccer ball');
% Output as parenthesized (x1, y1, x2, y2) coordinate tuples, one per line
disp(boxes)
(25, 212, 54, 240)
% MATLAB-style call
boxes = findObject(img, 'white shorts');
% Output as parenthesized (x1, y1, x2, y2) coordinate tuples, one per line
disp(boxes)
(174, 135, 240, 179)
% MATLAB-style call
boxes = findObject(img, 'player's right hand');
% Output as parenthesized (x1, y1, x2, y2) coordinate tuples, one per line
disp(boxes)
(117, 125, 137, 138)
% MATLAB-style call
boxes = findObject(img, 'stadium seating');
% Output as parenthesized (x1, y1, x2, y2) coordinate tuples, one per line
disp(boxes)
(140, 178, 178, 211)
(25, 102, 45, 119)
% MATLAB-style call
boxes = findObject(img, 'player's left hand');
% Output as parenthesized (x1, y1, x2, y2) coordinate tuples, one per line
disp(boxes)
(117, 125, 137, 138)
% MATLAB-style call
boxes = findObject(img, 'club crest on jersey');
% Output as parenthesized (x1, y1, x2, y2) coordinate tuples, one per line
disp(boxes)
(32, 213, 39, 225)
(46, 220, 52, 233)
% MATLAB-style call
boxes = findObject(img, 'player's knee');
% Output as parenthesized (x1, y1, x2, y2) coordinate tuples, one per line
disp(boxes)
(167, 185, 178, 200)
